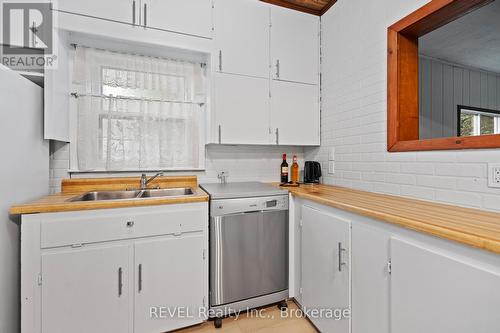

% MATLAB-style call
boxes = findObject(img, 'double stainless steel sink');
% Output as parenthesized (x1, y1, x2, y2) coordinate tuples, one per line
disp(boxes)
(69, 187, 195, 202)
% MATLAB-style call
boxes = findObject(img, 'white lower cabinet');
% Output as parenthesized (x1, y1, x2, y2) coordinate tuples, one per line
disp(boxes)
(301, 205, 350, 333)
(390, 238, 500, 333)
(351, 223, 390, 333)
(41, 244, 131, 333)
(134, 235, 205, 333)
(21, 203, 208, 333)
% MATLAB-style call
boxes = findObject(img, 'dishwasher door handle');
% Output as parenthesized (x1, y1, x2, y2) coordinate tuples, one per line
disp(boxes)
(212, 216, 224, 306)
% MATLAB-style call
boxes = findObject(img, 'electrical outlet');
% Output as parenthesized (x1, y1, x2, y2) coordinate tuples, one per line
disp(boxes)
(328, 148, 335, 161)
(488, 164, 500, 188)
(328, 161, 335, 174)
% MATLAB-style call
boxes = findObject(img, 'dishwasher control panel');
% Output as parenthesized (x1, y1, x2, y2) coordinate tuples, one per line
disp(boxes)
(211, 195, 288, 216)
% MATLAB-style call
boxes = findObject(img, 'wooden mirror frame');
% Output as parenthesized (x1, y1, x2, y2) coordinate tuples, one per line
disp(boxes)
(387, 0, 497, 152)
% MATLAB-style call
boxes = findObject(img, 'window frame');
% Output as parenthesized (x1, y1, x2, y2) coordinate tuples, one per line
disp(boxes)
(68, 45, 209, 173)
(387, 0, 497, 152)
(457, 105, 500, 137)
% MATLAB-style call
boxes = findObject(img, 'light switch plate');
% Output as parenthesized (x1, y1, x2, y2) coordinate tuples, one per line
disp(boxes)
(328, 161, 335, 174)
(488, 163, 500, 188)
(328, 147, 335, 161)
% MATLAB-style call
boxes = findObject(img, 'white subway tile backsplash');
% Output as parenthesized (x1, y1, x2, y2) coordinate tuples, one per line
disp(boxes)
(362, 172, 385, 182)
(483, 195, 500, 211)
(416, 151, 457, 163)
(400, 185, 435, 201)
(455, 150, 500, 163)
(386, 153, 417, 162)
(372, 182, 401, 195)
(434, 190, 482, 208)
(387, 174, 417, 186)
(49, 143, 306, 193)
(416, 175, 456, 190)
(343, 171, 362, 180)
(434, 164, 487, 178)
(400, 162, 435, 175)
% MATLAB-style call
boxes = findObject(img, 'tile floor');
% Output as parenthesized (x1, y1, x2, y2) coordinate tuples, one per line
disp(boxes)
(173, 301, 318, 333)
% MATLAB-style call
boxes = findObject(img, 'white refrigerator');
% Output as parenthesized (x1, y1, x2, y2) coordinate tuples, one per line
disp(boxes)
(0, 66, 49, 333)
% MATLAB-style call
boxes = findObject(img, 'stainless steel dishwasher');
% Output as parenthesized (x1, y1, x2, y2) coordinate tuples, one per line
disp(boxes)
(201, 183, 289, 329)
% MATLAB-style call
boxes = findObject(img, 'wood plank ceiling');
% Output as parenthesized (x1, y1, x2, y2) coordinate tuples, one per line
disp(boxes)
(260, 0, 338, 16)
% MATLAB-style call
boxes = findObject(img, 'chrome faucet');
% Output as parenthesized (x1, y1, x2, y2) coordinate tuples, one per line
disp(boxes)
(140, 172, 163, 189)
(218, 171, 229, 184)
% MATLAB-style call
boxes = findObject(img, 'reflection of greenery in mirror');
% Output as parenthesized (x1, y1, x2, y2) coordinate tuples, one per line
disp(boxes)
(458, 107, 500, 137)
(460, 114, 474, 137)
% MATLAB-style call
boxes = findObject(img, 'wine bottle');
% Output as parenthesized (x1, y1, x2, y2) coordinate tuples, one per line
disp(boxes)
(291, 155, 299, 184)
(280, 153, 289, 184)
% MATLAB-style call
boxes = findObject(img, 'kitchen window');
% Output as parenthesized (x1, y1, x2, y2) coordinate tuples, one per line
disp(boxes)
(72, 46, 207, 171)
(458, 106, 500, 137)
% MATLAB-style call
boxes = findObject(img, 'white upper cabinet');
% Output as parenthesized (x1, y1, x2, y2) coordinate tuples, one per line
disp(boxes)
(214, 72, 270, 145)
(143, 0, 213, 38)
(271, 80, 319, 145)
(44, 29, 70, 142)
(213, 0, 270, 78)
(54, 0, 212, 38)
(54, 0, 135, 25)
(270, 6, 320, 85)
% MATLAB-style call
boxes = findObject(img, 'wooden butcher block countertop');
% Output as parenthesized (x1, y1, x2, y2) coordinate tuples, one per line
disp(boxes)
(10, 176, 209, 215)
(285, 184, 500, 255)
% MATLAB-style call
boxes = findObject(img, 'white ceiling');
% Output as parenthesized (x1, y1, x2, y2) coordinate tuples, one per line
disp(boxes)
(419, 0, 500, 74)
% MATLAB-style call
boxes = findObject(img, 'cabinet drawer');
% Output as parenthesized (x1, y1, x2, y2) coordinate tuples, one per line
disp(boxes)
(41, 205, 206, 248)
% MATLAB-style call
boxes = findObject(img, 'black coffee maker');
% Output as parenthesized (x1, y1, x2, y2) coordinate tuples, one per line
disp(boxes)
(304, 161, 322, 183)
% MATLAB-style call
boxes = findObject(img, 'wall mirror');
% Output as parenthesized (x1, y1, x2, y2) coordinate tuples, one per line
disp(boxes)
(387, 0, 500, 151)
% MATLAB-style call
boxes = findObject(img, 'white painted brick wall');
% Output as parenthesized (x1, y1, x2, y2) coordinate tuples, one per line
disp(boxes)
(306, 0, 500, 212)
(49, 141, 70, 194)
(49, 143, 304, 193)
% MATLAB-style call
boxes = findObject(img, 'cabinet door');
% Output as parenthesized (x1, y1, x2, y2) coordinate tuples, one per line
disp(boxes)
(391, 238, 500, 333)
(134, 235, 205, 333)
(214, 0, 270, 78)
(144, 0, 212, 38)
(41, 244, 130, 333)
(55, 0, 134, 25)
(351, 223, 390, 333)
(301, 205, 350, 333)
(270, 7, 319, 85)
(214, 72, 270, 144)
(271, 80, 319, 146)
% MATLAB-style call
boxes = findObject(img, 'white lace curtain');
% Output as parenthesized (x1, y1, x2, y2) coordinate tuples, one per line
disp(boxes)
(73, 46, 207, 171)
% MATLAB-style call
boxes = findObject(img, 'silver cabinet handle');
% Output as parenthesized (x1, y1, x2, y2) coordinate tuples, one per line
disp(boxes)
(275, 128, 279, 145)
(276, 60, 280, 78)
(118, 267, 123, 297)
(143, 3, 147, 27)
(219, 50, 222, 71)
(338, 242, 346, 272)
(138, 264, 143, 292)
(218, 125, 222, 144)
(132, 0, 136, 25)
